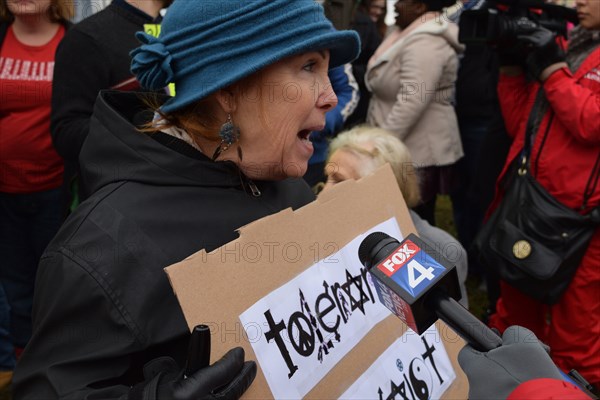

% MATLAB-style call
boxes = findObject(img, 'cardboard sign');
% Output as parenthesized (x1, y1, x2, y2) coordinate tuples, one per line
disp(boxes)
(165, 165, 468, 399)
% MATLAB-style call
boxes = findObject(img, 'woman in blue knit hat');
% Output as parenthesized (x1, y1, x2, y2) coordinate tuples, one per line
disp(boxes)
(13, 1, 360, 398)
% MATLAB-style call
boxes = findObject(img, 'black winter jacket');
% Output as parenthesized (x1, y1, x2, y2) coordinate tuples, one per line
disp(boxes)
(346, 10, 382, 127)
(51, 1, 157, 163)
(13, 91, 315, 399)
(51, 0, 159, 202)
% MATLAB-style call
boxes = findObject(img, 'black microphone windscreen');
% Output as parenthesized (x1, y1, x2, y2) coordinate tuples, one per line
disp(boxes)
(358, 232, 393, 268)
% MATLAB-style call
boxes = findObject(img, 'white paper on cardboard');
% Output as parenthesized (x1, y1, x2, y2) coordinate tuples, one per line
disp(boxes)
(340, 325, 456, 399)
(239, 218, 402, 399)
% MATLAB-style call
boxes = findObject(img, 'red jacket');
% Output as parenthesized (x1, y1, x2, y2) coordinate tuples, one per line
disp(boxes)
(509, 378, 592, 399)
(491, 46, 600, 386)
(493, 48, 600, 214)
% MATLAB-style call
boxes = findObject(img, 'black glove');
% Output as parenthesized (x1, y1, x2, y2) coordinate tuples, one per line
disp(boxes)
(458, 326, 563, 400)
(496, 40, 529, 67)
(518, 26, 565, 80)
(496, 17, 537, 67)
(130, 347, 257, 400)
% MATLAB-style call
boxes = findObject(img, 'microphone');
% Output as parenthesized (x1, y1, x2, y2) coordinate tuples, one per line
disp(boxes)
(359, 232, 598, 396)
(185, 324, 211, 378)
(358, 232, 502, 352)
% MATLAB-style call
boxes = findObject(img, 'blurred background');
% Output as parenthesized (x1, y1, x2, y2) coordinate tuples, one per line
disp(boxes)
(71, 0, 576, 24)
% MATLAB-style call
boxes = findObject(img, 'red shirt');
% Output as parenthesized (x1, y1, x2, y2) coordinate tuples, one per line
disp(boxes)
(0, 24, 65, 193)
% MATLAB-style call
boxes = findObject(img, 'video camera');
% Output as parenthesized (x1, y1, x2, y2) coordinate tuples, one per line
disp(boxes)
(458, 0, 579, 45)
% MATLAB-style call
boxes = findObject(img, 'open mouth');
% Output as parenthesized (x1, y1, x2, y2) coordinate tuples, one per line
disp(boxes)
(297, 129, 311, 142)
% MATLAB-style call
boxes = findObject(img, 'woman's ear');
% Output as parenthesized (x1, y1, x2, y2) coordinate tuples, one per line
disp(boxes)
(215, 89, 237, 114)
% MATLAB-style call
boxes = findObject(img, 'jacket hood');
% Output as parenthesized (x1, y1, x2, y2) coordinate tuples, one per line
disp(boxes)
(414, 18, 465, 53)
(80, 91, 243, 195)
(366, 18, 464, 72)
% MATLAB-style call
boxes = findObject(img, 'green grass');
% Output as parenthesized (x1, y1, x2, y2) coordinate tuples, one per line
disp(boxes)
(0, 389, 10, 400)
(436, 195, 489, 320)
(435, 195, 458, 238)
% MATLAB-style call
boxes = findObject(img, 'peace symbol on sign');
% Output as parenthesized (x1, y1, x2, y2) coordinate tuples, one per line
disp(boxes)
(287, 311, 315, 357)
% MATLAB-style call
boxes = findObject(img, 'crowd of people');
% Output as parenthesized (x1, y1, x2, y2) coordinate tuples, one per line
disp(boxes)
(0, 0, 598, 398)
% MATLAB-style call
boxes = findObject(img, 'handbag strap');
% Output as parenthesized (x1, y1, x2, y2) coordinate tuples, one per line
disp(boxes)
(518, 89, 547, 175)
(522, 88, 546, 163)
(521, 89, 600, 214)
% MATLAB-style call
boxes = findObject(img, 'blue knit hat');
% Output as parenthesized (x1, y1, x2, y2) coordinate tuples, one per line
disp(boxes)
(130, 0, 361, 113)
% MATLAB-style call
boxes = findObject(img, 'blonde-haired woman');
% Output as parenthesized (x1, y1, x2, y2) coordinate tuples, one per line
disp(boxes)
(0, 0, 71, 386)
(322, 126, 469, 307)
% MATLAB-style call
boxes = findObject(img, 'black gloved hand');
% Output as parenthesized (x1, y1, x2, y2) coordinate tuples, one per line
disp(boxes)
(496, 17, 536, 67)
(496, 40, 529, 67)
(458, 326, 563, 400)
(130, 347, 257, 400)
(518, 26, 565, 80)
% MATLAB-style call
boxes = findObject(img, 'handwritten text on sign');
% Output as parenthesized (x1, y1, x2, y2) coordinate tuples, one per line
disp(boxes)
(239, 219, 402, 399)
(340, 325, 456, 399)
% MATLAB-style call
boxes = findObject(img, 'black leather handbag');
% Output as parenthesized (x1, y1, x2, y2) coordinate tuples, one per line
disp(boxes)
(475, 113, 600, 305)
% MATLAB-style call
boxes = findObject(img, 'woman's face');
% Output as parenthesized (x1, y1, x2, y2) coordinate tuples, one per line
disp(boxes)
(231, 51, 338, 180)
(575, 0, 600, 30)
(369, 0, 387, 22)
(395, 0, 426, 29)
(322, 149, 367, 192)
(6, 0, 51, 16)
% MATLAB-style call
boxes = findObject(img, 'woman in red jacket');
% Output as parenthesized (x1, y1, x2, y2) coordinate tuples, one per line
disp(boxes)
(487, 0, 600, 389)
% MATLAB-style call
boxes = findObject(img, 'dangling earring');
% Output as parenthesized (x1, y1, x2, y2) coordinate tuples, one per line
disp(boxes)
(212, 114, 240, 161)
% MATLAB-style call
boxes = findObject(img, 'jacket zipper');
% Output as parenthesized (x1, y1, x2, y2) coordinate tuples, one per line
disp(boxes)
(248, 180, 261, 197)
